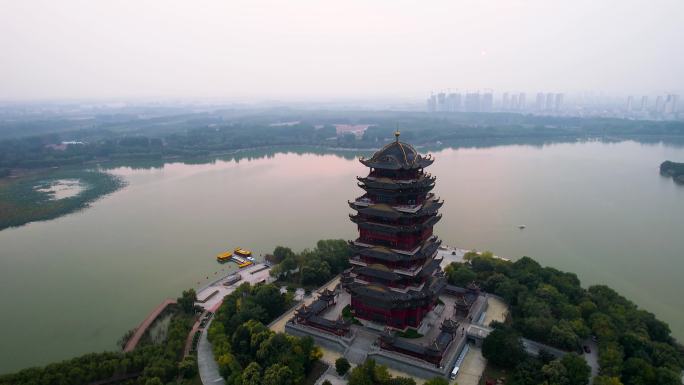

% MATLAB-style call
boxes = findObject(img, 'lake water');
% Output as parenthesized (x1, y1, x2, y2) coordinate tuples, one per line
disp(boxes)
(1, 140, 683, 373)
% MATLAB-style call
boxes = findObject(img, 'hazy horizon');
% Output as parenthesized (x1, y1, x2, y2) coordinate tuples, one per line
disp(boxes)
(1, 0, 683, 101)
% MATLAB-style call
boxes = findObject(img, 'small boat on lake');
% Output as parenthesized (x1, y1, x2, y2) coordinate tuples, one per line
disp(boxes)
(234, 247, 252, 257)
(216, 251, 232, 263)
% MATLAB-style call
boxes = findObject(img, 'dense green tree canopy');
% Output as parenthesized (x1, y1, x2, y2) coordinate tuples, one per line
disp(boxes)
(207, 282, 320, 385)
(347, 360, 416, 385)
(269, 239, 351, 287)
(445, 254, 683, 385)
(482, 323, 527, 369)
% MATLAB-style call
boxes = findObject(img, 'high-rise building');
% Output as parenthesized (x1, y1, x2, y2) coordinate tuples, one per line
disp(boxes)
(640, 96, 648, 111)
(344, 132, 446, 329)
(519, 93, 527, 110)
(426, 94, 436, 112)
(446, 93, 462, 112)
(656, 96, 664, 114)
(664, 94, 679, 115)
(545, 93, 555, 111)
(626, 96, 634, 112)
(536, 93, 545, 111)
(482, 92, 494, 112)
(437, 93, 447, 112)
(465, 92, 481, 112)
(554, 93, 564, 112)
(510, 94, 519, 110)
(502, 93, 510, 110)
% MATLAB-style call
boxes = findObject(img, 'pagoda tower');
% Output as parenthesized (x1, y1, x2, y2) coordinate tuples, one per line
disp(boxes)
(343, 131, 446, 330)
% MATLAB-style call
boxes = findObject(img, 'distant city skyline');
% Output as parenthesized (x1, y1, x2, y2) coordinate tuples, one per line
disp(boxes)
(426, 89, 680, 120)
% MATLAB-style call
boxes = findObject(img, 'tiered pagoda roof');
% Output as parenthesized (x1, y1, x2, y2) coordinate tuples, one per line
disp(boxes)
(350, 236, 442, 263)
(359, 136, 434, 170)
(348, 271, 446, 305)
(357, 174, 436, 193)
(348, 196, 444, 218)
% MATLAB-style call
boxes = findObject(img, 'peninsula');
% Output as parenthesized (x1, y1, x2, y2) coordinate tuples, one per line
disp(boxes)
(660, 160, 684, 184)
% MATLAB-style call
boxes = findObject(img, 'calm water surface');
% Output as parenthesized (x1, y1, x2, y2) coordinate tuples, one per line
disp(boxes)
(1, 140, 683, 373)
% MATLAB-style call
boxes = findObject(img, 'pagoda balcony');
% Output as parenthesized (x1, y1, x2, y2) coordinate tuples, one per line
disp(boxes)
(353, 196, 373, 207)
(352, 235, 440, 255)
(351, 193, 439, 214)
(364, 172, 434, 183)
(351, 276, 426, 293)
(358, 175, 436, 191)
(348, 256, 425, 276)
(349, 257, 367, 267)
(350, 214, 442, 233)
(393, 264, 423, 277)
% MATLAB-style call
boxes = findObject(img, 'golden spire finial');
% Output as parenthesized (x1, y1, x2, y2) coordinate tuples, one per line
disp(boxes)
(394, 129, 400, 142)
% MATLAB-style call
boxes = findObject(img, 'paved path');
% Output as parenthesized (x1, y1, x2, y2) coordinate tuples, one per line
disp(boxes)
(195, 263, 273, 385)
(454, 346, 485, 385)
(198, 319, 226, 385)
(582, 339, 599, 384)
(123, 298, 176, 352)
(196, 263, 272, 311)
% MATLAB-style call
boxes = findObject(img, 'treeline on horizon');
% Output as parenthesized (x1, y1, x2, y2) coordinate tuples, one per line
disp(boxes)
(446, 252, 684, 385)
(2, 109, 684, 173)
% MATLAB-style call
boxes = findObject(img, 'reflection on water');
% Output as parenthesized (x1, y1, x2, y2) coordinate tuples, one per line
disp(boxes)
(0, 139, 684, 374)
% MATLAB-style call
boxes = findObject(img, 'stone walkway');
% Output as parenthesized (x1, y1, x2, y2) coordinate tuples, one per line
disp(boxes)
(453, 346, 485, 385)
(197, 319, 225, 385)
(482, 296, 507, 326)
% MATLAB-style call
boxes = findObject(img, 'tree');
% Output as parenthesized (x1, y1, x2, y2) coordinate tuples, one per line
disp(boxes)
(262, 363, 295, 385)
(509, 357, 544, 385)
(177, 288, 197, 314)
(144, 378, 163, 385)
(273, 246, 295, 263)
(482, 325, 526, 369)
(301, 258, 331, 286)
(444, 262, 477, 286)
(335, 357, 351, 376)
(348, 360, 391, 385)
(560, 353, 591, 385)
(316, 239, 351, 274)
(424, 377, 449, 385)
(253, 284, 287, 320)
(242, 362, 262, 385)
(386, 377, 416, 385)
(655, 367, 682, 385)
(542, 360, 569, 385)
(593, 376, 624, 385)
(178, 357, 197, 378)
(621, 357, 656, 385)
(549, 321, 581, 351)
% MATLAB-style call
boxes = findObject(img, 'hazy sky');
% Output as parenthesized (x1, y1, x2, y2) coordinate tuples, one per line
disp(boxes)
(1, 0, 683, 100)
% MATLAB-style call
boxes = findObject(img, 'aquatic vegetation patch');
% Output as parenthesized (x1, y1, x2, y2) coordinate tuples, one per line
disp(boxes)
(0, 168, 125, 231)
